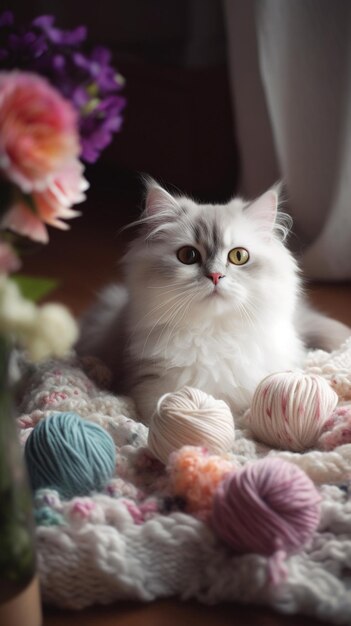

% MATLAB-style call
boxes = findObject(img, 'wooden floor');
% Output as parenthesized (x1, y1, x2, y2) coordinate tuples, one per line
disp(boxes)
(43, 598, 325, 626)
(22, 169, 351, 626)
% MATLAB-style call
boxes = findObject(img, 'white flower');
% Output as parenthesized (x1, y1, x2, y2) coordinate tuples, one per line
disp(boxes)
(26, 303, 78, 361)
(0, 277, 37, 334)
(0, 277, 78, 361)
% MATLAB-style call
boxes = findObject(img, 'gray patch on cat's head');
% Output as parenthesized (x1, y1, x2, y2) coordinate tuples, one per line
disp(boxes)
(193, 214, 223, 262)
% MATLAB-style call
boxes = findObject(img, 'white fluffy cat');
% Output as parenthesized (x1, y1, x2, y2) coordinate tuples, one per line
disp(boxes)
(78, 181, 350, 423)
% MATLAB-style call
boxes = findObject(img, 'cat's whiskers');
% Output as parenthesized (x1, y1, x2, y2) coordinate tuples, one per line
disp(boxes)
(129, 288, 189, 340)
(146, 285, 190, 298)
(244, 298, 267, 331)
(156, 290, 196, 349)
(154, 290, 196, 353)
(162, 290, 200, 360)
(147, 280, 186, 289)
(139, 290, 194, 361)
(236, 300, 257, 331)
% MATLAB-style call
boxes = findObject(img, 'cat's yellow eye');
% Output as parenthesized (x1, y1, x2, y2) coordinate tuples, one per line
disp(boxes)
(228, 247, 249, 265)
(177, 246, 201, 265)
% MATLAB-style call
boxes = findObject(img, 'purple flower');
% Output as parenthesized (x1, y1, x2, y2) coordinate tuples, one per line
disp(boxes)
(80, 96, 124, 163)
(33, 15, 87, 46)
(80, 95, 126, 162)
(0, 11, 126, 163)
(0, 11, 13, 27)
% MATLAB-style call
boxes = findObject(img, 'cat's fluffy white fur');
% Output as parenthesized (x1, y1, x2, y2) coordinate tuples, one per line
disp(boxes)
(78, 181, 350, 423)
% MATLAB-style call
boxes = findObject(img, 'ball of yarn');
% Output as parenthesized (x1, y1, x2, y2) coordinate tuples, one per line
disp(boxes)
(318, 404, 351, 450)
(148, 387, 235, 464)
(247, 372, 338, 451)
(167, 445, 236, 517)
(212, 457, 321, 572)
(25, 412, 116, 499)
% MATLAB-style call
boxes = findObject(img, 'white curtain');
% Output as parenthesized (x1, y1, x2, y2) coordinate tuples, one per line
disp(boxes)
(223, 0, 351, 280)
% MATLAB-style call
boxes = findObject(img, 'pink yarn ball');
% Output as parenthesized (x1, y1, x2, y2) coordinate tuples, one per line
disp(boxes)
(318, 404, 351, 450)
(211, 458, 321, 561)
(247, 372, 338, 451)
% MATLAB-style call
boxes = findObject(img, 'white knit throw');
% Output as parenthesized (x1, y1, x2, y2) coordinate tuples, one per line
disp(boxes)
(16, 339, 351, 623)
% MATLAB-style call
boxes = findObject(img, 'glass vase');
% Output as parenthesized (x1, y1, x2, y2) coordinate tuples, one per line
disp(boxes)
(0, 335, 42, 626)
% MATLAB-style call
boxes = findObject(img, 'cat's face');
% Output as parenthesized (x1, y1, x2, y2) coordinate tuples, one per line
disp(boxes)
(124, 182, 298, 326)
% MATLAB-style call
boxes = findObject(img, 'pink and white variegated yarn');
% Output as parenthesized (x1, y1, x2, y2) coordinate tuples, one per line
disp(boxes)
(16, 339, 351, 624)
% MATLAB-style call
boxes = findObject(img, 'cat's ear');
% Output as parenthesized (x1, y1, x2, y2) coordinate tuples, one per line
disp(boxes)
(244, 188, 278, 231)
(145, 179, 180, 216)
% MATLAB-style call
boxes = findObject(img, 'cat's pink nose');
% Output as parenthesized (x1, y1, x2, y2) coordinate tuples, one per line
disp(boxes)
(207, 272, 224, 285)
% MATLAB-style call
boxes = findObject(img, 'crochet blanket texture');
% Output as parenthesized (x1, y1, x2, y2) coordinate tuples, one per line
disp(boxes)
(16, 339, 351, 623)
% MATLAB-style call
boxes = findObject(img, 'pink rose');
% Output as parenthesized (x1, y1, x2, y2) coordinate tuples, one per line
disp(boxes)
(34, 159, 89, 230)
(0, 71, 79, 192)
(2, 159, 88, 243)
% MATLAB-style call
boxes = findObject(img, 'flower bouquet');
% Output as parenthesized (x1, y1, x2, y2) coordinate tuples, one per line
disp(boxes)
(0, 11, 125, 622)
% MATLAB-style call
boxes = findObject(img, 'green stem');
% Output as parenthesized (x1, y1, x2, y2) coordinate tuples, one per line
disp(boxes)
(0, 335, 36, 604)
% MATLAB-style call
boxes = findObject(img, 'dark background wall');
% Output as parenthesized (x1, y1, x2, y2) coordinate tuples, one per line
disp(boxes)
(3, 0, 239, 203)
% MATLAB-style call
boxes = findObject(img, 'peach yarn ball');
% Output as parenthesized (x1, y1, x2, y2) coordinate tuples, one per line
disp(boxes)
(167, 446, 236, 516)
(247, 372, 338, 451)
(148, 387, 235, 464)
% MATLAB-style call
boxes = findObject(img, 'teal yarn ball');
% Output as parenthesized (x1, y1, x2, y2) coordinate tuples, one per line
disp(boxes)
(24, 412, 116, 499)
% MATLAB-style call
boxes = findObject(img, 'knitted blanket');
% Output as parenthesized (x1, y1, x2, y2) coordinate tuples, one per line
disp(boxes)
(17, 339, 351, 624)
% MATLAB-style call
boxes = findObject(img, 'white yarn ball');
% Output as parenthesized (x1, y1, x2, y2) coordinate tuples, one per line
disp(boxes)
(247, 372, 338, 452)
(147, 386, 235, 464)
